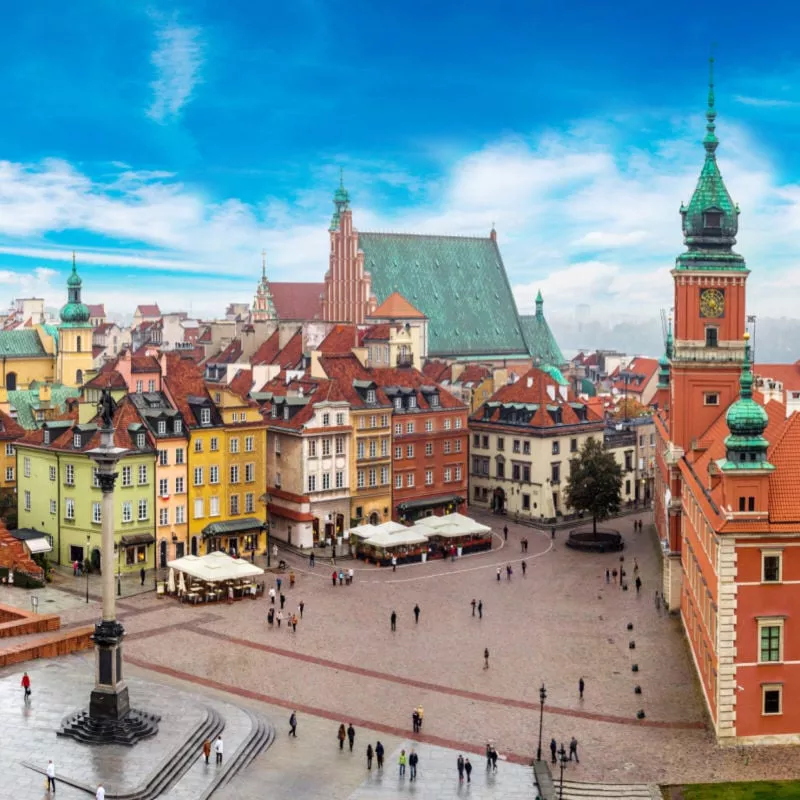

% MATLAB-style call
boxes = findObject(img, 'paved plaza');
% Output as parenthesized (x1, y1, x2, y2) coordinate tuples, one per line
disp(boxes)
(3, 511, 800, 796)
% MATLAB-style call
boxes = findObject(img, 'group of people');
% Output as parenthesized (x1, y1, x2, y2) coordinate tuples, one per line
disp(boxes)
(266, 574, 303, 631)
(550, 736, 580, 764)
(332, 568, 355, 586)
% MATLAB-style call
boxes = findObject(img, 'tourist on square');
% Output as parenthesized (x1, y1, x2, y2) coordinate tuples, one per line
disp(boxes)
(376, 741, 384, 769)
(457, 754, 465, 782)
(215, 735, 224, 765)
(289, 569, 295, 588)
(298, 600, 305, 618)
(269, 587, 275, 604)
(506, 564, 512, 580)
(227, 585, 234, 604)
(140, 566, 145, 586)
(521, 560, 527, 577)
(276, 577, 282, 592)
(551, 526, 556, 539)
(484, 647, 489, 669)
(338, 570, 344, 586)
(569, 736, 579, 762)
(366, 743, 373, 769)
(289, 711, 297, 737)
(485, 743, 492, 769)
(409, 748, 419, 781)
(416, 705, 424, 729)
(73, 559, 79, 576)
(413, 604, 420, 623)
(491, 746, 498, 772)
(412, 708, 420, 732)
(276, 610, 283, 628)
(267, 607, 274, 626)
(291, 613, 298, 632)
(202, 738, 211, 763)
(636, 575, 642, 594)
(471, 598, 477, 616)
(309, 552, 314, 567)
(633, 558, 639, 575)
(496, 567, 501, 582)
(338, 724, 346, 750)
(398, 749, 407, 777)
(579, 677, 585, 699)
(478, 600, 483, 619)
(332, 570, 337, 587)
(464, 758, 472, 782)
(272, 544, 278, 562)
(550, 738, 557, 764)
(503, 524, 508, 541)
(280, 592, 286, 609)
(347, 724, 356, 751)
(392, 555, 397, 572)
(46, 759, 55, 792)
(21, 671, 31, 703)
(96, 786, 105, 800)
(605, 569, 610, 583)
(390, 610, 397, 631)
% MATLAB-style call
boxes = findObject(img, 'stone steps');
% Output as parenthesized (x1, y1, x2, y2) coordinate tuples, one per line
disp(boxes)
(556, 779, 658, 800)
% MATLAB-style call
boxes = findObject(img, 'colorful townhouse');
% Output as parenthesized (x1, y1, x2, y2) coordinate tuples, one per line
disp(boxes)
(15, 398, 157, 573)
(0, 409, 24, 524)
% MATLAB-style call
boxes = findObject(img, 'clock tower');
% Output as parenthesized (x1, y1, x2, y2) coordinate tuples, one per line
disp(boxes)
(670, 58, 749, 452)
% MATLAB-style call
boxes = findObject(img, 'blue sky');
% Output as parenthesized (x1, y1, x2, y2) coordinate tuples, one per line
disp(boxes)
(2, 0, 800, 320)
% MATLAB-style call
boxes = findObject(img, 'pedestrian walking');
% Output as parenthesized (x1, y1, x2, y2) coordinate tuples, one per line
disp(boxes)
(299, 600, 305, 619)
(521, 560, 527, 577)
(267, 607, 274, 626)
(635, 575, 642, 594)
(280, 592, 286, 609)
(366, 743, 374, 770)
(496, 567, 501, 582)
(478, 600, 483, 619)
(272, 543, 278, 562)
(506, 564, 512, 580)
(579, 677, 585, 700)
(215, 735, 224, 765)
(655, 590, 661, 610)
(471, 598, 476, 616)
(485, 743, 492, 770)
(457, 754, 465, 782)
(276, 577, 282, 592)
(413, 604, 420, 624)
(338, 570, 344, 586)
(483, 647, 489, 669)
(337, 724, 346, 750)
(391, 610, 397, 631)
(409, 748, 418, 781)
(139, 566, 145, 586)
(309, 553, 314, 567)
(550, 738, 557, 764)
(276, 610, 283, 628)
(46, 759, 56, 792)
(551, 526, 556, 540)
(392, 555, 397, 572)
(289, 569, 296, 588)
(289, 711, 297, 736)
(491, 747, 498, 772)
(21, 671, 31, 704)
(332, 570, 337, 587)
(605, 568, 610, 583)
(347, 723, 356, 752)
(348, 567, 354, 585)
(96, 786, 105, 800)
(291, 613, 298, 632)
(464, 758, 472, 783)
(269, 587, 276, 604)
(202, 738, 211, 764)
(416, 705, 424, 729)
(503, 524, 508, 541)
(398, 749, 407, 777)
(633, 557, 639, 576)
(376, 741, 384, 770)
(227, 585, 234, 604)
(250, 549, 255, 564)
(73, 560, 78, 576)
(412, 708, 420, 732)
(569, 736, 579, 762)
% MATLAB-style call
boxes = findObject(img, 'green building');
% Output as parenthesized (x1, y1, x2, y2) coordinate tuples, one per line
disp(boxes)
(16, 397, 157, 573)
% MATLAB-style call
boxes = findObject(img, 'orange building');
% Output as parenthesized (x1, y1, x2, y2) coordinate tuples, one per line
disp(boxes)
(655, 66, 800, 743)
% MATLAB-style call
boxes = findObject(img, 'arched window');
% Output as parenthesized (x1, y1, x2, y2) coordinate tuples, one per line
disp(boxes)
(6, 372, 16, 391)
(76, 335, 82, 352)
(75, 369, 83, 385)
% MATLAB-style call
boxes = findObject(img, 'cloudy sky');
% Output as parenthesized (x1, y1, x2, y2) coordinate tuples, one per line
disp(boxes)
(1, 1, 800, 321)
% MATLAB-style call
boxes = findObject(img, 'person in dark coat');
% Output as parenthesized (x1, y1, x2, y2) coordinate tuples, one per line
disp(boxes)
(347, 723, 356, 751)
(569, 736, 579, 763)
(391, 610, 397, 631)
(289, 711, 297, 737)
(457, 754, 465, 782)
(471, 598, 476, 616)
(412, 709, 420, 732)
(478, 600, 483, 619)
(521, 560, 527, 577)
(550, 738, 557, 764)
(464, 758, 473, 783)
(366, 743, 374, 770)
(503, 524, 508, 541)
(490, 746, 498, 772)
(579, 677, 585, 700)
(413, 604, 420, 624)
(409, 748, 419, 781)
(140, 566, 146, 586)
(375, 741, 385, 770)
(337, 724, 346, 750)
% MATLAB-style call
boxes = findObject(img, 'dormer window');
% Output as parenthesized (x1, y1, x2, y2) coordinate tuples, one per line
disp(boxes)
(174, 420, 182, 434)
(200, 408, 211, 425)
(44, 430, 50, 444)
(271, 405, 278, 418)
(137, 433, 146, 448)
(366, 389, 376, 404)
(430, 393, 440, 408)
(394, 398, 402, 411)
(73, 433, 81, 448)
(283, 406, 289, 420)
(704, 211, 722, 228)
(408, 395, 417, 409)
(158, 420, 166, 435)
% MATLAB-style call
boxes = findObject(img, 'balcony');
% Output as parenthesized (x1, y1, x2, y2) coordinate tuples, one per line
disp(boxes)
(396, 353, 414, 368)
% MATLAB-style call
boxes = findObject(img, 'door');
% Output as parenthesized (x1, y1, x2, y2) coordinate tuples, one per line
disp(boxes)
(190, 536, 198, 556)
(175, 542, 185, 558)
(159, 539, 167, 569)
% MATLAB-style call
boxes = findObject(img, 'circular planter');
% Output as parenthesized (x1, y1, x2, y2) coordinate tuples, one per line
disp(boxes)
(565, 529, 624, 553)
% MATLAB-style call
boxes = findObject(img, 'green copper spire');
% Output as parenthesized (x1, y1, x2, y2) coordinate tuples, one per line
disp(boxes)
(657, 317, 673, 390)
(535, 289, 544, 316)
(330, 169, 350, 231)
(676, 57, 746, 273)
(720, 333, 772, 471)
(60, 253, 91, 326)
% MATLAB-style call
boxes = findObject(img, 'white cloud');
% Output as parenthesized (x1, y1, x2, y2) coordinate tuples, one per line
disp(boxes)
(147, 17, 204, 123)
(734, 95, 800, 109)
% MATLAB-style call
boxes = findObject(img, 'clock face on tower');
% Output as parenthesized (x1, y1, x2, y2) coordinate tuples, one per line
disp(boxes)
(699, 288, 725, 318)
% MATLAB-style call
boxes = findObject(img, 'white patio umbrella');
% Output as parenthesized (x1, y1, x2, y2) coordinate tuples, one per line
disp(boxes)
(178, 571, 187, 595)
(167, 568, 176, 594)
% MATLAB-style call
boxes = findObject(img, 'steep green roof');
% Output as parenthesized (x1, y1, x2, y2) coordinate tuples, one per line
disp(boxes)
(359, 232, 529, 359)
(0, 329, 47, 358)
(8, 384, 80, 430)
(518, 291, 565, 366)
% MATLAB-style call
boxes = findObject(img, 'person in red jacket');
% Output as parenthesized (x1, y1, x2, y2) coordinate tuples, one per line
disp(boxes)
(21, 671, 31, 704)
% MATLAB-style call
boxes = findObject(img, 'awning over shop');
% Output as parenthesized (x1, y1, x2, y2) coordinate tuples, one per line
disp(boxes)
(414, 513, 491, 538)
(347, 521, 407, 540)
(363, 528, 429, 549)
(166, 551, 264, 583)
(120, 533, 155, 547)
(11, 528, 53, 554)
(201, 518, 263, 538)
(397, 494, 464, 511)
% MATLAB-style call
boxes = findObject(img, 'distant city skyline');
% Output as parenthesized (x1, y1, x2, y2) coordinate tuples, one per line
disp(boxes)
(2, 2, 800, 321)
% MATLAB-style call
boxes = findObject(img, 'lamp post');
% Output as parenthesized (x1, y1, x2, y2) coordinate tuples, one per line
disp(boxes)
(557, 743, 568, 798)
(115, 544, 121, 597)
(259, 492, 270, 567)
(85, 535, 90, 603)
(536, 683, 547, 761)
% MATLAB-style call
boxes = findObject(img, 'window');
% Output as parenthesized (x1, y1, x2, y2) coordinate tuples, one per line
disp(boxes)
(759, 621, 783, 663)
(245, 436, 254, 452)
(335, 470, 344, 489)
(625, 479, 631, 495)
(4, 466, 13, 482)
(430, 393, 440, 408)
(367, 389, 376, 403)
(395, 423, 403, 436)
(455, 439, 462, 453)
(394, 398, 402, 412)
(176, 505, 186, 524)
(4, 443, 12, 457)
(159, 507, 169, 526)
(512, 464, 521, 481)
(380, 466, 389, 485)
(65, 464, 75, 486)
(322, 413, 330, 426)
(159, 449, 168, 466)
(523, 465, 530, 482)
(245, 463, 255, 482)
(369, 439, 377, 458)
(357, 441, 365, 459)
(570, 438, 578, 453)
(194, 498, 204, 519)
(395, 474, 402, 489)
(473, 433, 480, 447)
(357, 470, 365, 488)
(194, 467, 204, 486)
(92, 502, 101, 523)
(122, 502, 132, 523)
(455, 418, 462, 430)
(443, 440, 451, 454)
(705, 327, 718, 348)
(201, 408, 211, 425)
(704, 210, 722, 228)
(138, 499, 149, 521)
(406, 422, 414, 434)
(425, 442, 433, 456)
(175, 448, 185, 465)
(704, 392, 720, 406)
(408, 396, 417, 409)
(762, 552, 782, 583)
(159, 478, 169, 497)
(336, 412, 345, 426)
(73, 433, 81, 449)
(49, 499, 56, 515)
(497, 436, 504, 451)
(65, 498, 75, 520)
(121, 465, 131, 486)
(368, 469, 376, 488)
(175, 476, 185, 494)
(381, 438, 388, 457)
(322, 439, 331, 456)
(230, 465, 240, 484)
(496, 459, 505, 479)
(158, 420, 166, 435)
(138, 465, 148, 485)
(455, 465, 462, 481)
(425, 419, 433, 432)
(625, 451, 633, 471)
(551, 463, 561, 483)
(513, 440, 521, 454)
(523, 441, 531, 455)
(444, 467, 452, 482)
(395, 446, 402, 460)
(522, 493, 530, 510)
(230, 494, 240, 515)
(194, 439, 203, 453)
(175, 420, 183, 434)
(148, 379, 156, 392)
(230, 438, 240, 454)
(381, 414, 389, 427)
(425, 470, 434, 485)
(245, 493, 255, 513)
(209, 497, 219, 517)
(763, 685, 782, 716)
(136, 380, 143, 393)
(23, 457, 31, 478)
(308, 474, 316, 492)
(552, 441, 560, 456)
(23, 490, 31, 511)
(444, 418, 451, 430)
(210, 437, 219, 452)
(49, 465, 56, 481)
(407, 445, 414, 458)
(275, 436, 281, 456)
(407, 473, 415, 487)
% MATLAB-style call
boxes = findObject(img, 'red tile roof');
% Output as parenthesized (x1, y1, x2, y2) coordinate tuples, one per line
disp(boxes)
(755, 362, 800, 392)
(319, 324, 358, 354)
(228, 369, 253, 399)
(360, 324, 392, 342)
(84, 370, 127, 390)
(251, 330, 282, 366)
(162, 353, 215, 429)
(198, 326, 212, 343)
(270, 282, 324, 320)
(92, 346, 104, 359)
(422, 360, 452, 383)
(131, 355, 161, 374)
(609, 357, 660, 392)
(317, 354, 393, 408)
(211, 339, 244, 364)
(136, 304, 161, 317)
(94, 322, 115, 335)
(768, 412, 800, 522)
(0, 409, 24, 440)
(87, 304, 105, 317)
(273, 331, 304, 370)
(456, 364, 491, 384)
(370, 366, 466, 411)
(369, 291, 426, 320)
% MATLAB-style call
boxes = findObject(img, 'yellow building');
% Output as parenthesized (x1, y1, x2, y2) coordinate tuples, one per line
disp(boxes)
(0, 409, 24, 523)
(56, 258, 94, 388)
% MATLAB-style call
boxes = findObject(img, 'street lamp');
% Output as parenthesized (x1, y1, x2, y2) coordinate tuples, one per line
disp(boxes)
(259, 492, 270, 567)
(558, 743, 568, 799)
(85, 535, 90, 603)
(115, 544, 121, 597)
(536, 683, 547, 761)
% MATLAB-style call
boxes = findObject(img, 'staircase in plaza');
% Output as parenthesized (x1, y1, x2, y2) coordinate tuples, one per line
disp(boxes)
(555, 779, 660, 800)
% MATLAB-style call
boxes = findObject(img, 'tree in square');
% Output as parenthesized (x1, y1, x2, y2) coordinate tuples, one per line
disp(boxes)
(565, 437, 623, 535)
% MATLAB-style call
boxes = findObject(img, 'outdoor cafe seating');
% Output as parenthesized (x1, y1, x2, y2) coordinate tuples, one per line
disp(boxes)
(165, 551, 265, 604)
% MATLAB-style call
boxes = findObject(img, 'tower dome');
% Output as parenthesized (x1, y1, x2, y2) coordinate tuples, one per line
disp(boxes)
(59, 255, 90, 326)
